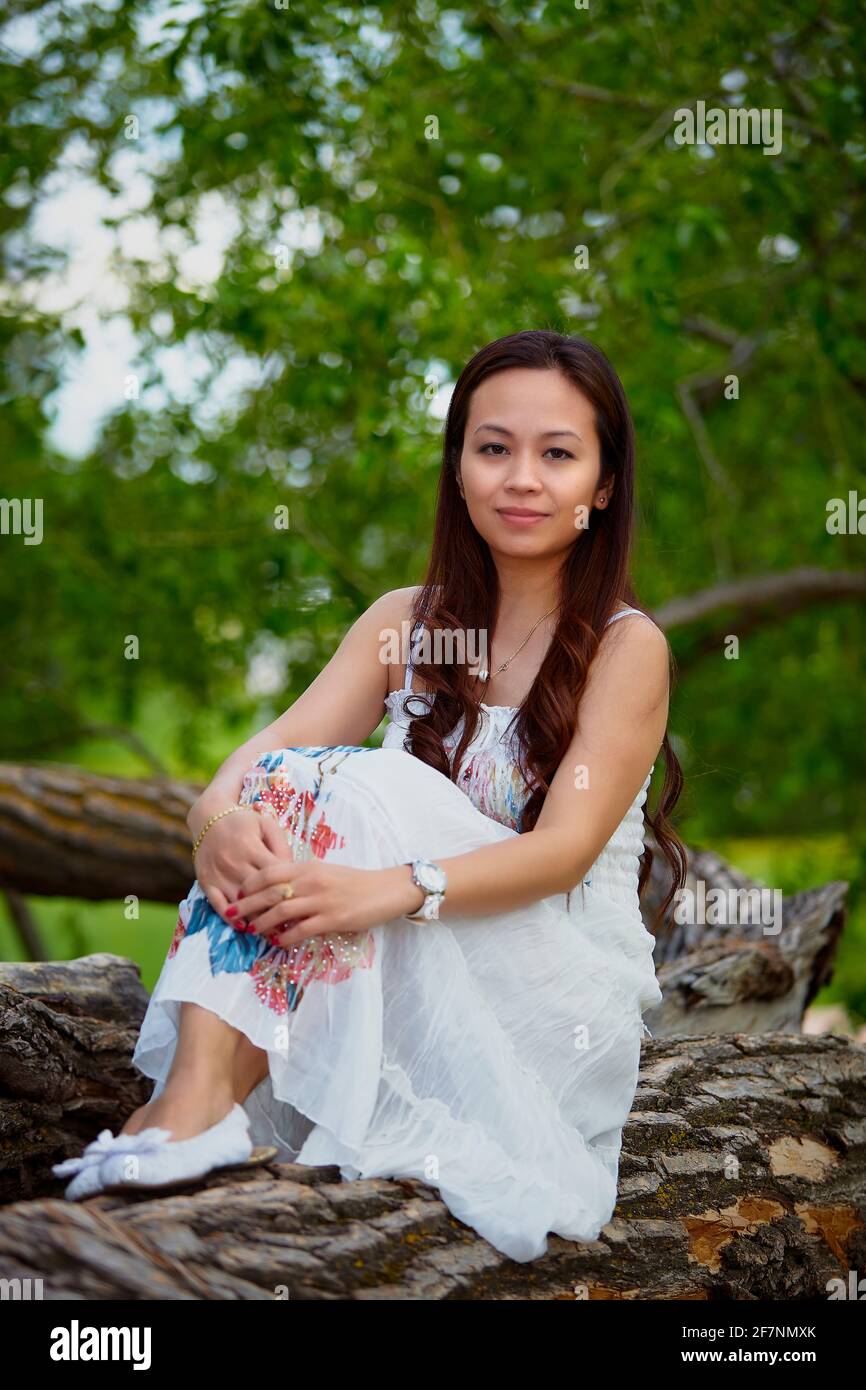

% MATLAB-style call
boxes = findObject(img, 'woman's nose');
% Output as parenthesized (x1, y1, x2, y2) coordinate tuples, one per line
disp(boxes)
(506, 458, 543, 487)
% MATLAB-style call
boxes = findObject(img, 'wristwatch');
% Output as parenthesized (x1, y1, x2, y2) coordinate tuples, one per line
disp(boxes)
(404, 858, 447, 923)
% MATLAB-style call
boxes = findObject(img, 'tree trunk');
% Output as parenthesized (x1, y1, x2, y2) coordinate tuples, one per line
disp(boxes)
(0, 956, 152, 1205)
(641, 842, 849, 1035)
(0, 762, 198, 901)
(0, 762, 859, 1297)
(0, 1016, 863, 1299)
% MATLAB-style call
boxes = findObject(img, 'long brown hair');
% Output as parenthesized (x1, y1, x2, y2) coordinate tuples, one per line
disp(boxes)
(403, 329, 687, 931)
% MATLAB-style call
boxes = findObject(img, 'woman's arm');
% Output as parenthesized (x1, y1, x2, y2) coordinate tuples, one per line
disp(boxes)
(187, 586, 418, 839)
(235, 614, 672, 942)
(383, 613, 671, 919)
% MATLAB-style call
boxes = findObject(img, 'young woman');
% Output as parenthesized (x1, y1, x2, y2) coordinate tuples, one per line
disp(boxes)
(55, 329, 686, 1264)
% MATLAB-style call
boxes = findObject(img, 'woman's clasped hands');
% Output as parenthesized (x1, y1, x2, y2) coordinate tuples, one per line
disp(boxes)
(227, 858, 411, 949)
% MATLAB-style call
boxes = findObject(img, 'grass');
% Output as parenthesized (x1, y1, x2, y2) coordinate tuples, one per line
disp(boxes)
(0, 895, 178, 994)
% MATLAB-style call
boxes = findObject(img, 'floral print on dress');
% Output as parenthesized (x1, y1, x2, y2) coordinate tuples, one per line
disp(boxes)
(457, 751, 530, 832)
(170, 746, 379, 1014)
(243, 750, 351, 860)
(168, 911, 187, 959)
(387, 690, 532, 833)
(250, 930, 377, 1015)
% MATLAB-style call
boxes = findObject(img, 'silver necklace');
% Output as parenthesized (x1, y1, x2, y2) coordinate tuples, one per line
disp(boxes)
(477, 602, 562, 687)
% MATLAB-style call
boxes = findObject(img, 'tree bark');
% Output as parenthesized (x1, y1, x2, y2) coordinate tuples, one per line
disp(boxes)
(0, 841, 859, 1300)
(0, 1023, 863, 1299)
(0, 755, 859, 1296)
(0, 762, 198, 902)
(641, 838, 849, 1035)
(0, 956, 152, 1205)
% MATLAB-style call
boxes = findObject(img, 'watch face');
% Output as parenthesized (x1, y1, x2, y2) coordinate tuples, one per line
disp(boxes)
(416, 861, 447, 895)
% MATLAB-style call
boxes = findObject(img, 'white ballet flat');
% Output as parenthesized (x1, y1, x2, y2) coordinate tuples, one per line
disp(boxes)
(96, 1102, 259, 1195)
(52, 1124, 175, 1201)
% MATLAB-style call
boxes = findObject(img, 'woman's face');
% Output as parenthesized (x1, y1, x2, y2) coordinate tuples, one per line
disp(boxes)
(457, 366, 611, 559)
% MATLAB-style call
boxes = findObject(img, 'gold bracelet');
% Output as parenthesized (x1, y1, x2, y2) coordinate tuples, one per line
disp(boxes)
(191, 805, 247, 859)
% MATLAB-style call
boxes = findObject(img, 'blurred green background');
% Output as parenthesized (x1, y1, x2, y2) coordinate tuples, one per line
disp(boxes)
(0, 1, 863, 1009)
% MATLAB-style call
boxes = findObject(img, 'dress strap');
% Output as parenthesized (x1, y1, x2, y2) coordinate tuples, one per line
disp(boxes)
(606, 606, 651, 626)
(403, 621, 425, 691)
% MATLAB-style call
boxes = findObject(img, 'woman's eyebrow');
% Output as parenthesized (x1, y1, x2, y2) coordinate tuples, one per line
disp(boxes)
(473, 423, 584, 443)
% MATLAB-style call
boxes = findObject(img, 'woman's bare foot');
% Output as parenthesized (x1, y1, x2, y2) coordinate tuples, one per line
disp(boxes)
(118, 1005, 272, 1143)
(119, 1076, 237, 1142)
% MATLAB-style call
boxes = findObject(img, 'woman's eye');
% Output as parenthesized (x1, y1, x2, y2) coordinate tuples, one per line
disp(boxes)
(479, 442, 573, 460)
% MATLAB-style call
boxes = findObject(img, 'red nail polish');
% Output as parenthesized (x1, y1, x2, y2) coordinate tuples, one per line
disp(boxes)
(238, 891, 245, 899)
(226, 906, 237, 918)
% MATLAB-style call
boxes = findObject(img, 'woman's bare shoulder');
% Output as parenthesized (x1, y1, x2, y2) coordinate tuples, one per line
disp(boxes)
(606, 605, 666, 643)
(595, 607, 670, 705)
(372, 584, 425, 629)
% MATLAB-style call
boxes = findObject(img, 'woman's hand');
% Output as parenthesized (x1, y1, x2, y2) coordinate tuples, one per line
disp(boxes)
(192, 807, 294, 925)
(229, 859, 425, 947)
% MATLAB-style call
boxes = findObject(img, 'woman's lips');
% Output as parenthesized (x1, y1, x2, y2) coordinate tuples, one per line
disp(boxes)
(496, 508, 550, 527)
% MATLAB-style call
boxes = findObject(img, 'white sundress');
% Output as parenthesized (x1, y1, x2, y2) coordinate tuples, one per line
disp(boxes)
(132, 607, 663, 1264)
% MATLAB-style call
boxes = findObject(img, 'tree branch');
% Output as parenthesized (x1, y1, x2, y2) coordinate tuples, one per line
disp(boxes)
(653, 566, 866, 632)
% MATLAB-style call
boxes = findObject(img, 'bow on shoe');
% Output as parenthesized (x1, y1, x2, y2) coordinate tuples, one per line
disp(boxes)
(52, 1125, 173, 1179)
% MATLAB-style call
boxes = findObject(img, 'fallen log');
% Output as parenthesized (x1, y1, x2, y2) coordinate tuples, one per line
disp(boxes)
(0, 760, 858, 1295)
(642, 845, 849, 1036)
(0, 763, 197, 903)
(0, 1030, 863, 1299)
(0, 958, 152, 1205)
(0, 834, 851, 1198)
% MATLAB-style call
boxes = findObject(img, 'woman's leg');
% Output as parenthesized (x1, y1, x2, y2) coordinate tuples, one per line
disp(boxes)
(231, 1032, 271, 1102)
(126, 743, 481, 1150)
(120, 1003, 267, 1140)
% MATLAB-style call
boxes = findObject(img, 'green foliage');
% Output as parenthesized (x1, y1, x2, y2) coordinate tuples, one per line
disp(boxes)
(0, 2, 864, 999)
